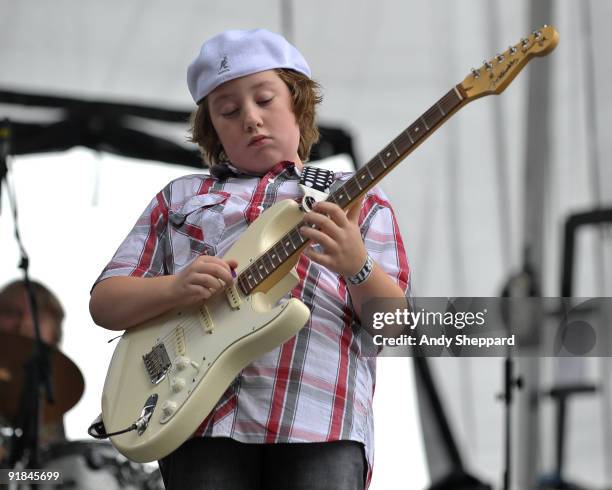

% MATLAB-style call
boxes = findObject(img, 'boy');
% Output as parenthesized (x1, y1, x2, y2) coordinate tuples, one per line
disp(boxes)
(90, 29, 410, 489)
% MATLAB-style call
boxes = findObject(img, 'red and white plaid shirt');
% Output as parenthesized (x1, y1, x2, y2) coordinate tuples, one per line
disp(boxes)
(95, 161, 410, 485)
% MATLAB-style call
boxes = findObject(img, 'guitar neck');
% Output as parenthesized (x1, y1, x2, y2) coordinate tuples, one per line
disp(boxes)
(329, 85, 467, 210)
(235, 84, 469, 296)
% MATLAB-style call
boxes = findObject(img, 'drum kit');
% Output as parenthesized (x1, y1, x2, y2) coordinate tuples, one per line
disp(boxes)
(0, 332, 164, 489)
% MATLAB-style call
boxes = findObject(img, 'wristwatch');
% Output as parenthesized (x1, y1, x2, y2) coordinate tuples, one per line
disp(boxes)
(345, 255, 374, 285)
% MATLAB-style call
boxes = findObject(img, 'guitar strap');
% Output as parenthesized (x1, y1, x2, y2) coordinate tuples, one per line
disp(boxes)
(298, 166, 334, 212)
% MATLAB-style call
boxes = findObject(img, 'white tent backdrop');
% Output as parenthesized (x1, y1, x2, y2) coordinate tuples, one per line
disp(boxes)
(2, 0, 612, 488)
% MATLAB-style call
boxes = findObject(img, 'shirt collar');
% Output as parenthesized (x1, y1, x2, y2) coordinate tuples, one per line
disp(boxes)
(210, 160, 301, 180)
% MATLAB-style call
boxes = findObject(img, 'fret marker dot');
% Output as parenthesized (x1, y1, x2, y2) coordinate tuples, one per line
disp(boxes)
(386, 152, 391, 157)
(415, 127, 420, 132)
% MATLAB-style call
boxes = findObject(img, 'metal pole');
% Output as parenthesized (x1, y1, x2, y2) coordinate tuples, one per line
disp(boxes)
(514, 1, 555, 488)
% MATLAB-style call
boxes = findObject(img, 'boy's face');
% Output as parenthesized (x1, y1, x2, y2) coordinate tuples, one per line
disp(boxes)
(208, 70, 301, 174)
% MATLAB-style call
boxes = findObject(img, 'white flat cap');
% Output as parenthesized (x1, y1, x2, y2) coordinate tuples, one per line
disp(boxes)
(187, 28, 311, 104)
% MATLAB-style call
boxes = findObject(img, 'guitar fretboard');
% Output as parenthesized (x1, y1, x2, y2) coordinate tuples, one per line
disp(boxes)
(236, 86, 465, 295)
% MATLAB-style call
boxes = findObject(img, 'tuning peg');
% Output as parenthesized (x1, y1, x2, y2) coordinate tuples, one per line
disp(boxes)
(533, 30, 542, 40)
(521, 38, 530, 51)
(509, 46, 517, 55)
(496, 53, 505, 63)
(471, 68, 481, 79)
(483, 60, 493, 71)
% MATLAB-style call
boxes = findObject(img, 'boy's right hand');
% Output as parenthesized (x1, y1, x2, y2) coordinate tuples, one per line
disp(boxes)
(171, 256, 238, 307)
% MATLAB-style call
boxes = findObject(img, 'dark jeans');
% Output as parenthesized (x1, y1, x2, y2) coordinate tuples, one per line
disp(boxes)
(158, 437, 366, 490)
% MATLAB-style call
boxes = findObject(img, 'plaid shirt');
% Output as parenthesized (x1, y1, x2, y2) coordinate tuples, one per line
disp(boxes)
(96, 161, 410, 486)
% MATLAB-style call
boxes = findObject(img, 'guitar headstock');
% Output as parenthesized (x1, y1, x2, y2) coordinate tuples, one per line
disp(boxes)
(460, 25, 559, 101)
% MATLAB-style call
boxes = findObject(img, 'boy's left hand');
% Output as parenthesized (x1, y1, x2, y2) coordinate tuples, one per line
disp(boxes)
(300, 197, 367, 278)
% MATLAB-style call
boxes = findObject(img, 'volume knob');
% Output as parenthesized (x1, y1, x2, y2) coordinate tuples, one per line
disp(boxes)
(171, 378, 186, 393)
(175, 356, 190, 371)
(161, 400, 177, 417)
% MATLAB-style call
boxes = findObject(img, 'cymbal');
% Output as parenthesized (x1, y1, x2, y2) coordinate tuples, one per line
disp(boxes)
(0, 332, 84, 424)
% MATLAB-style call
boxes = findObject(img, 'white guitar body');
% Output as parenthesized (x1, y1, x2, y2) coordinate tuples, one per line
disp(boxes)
(101, 200, 310, 463)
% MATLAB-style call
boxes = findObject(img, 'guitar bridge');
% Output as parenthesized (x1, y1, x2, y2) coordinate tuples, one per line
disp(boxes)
(143, 343, 171, 384)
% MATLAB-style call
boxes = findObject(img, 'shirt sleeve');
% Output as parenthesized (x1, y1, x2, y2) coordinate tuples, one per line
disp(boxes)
(92, 187, 170, 289)
(359, 186, 411, 295)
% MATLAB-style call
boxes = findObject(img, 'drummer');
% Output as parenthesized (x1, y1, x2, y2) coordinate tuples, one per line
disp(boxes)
(0, 279, 67, 453)
(0, 279, 64, 347)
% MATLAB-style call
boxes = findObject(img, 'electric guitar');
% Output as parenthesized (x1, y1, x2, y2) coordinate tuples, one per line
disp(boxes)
(101, 25, 559, 462)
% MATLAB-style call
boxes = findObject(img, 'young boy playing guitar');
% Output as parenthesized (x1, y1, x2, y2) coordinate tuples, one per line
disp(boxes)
(90, 29, 410, 489)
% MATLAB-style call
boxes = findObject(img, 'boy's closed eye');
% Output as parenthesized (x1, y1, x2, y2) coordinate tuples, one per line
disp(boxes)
(221, 108, 239, 117)
(257, 96, 274, 106)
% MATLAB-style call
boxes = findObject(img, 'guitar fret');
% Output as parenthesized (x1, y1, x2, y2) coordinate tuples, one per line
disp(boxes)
(277, 241, 288, 259)
(420, 116, 429, 130)
(365, 164, 375, 180)
(257, 257, 269, 275)
(280, 236, 290, 256)
(245, 272, 255, 289)
(377, 153, 388, 169)
(253, 264, 263, 281)
(269, 248, 280, 265)
(238, 275, 249, 294)
(404, 128, 414, 145)
(443, 89, 461, 114)
(337, 191, 349, 207)
(357, 168, 371, 187)
(436, 101, 446, 116)
(296, 227, 306, 244)
(391, 141, 400, 157)
(424, 106, 442, 129)
(267, 253, 276, 271)
(395, 132, 412, 154)
(382, 144, 396, 166)
(408, 124, 422, 141)
(292, 227, 305, 247)
(327, 193, 339, 206)
(346, 182, 360, 198)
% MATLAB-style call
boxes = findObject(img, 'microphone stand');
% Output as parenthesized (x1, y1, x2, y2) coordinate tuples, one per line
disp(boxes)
(498, 354, 523, 490)
(1, 118, 10, 214)
(3, 119, 55, 469)
(499, 248, 538, 490)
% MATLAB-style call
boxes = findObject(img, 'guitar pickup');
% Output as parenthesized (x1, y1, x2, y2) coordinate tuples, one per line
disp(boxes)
(198, 304, 214, 333)
(225, 283, 241, 309)
(174, 326, 186, 356)
(143, 343, 171, 384)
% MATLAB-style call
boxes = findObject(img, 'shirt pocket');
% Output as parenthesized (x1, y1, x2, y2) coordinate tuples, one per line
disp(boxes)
(167, 191, 230, 268)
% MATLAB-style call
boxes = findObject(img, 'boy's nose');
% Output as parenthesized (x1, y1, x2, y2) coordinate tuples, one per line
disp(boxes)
(243, 106, 263, 132)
